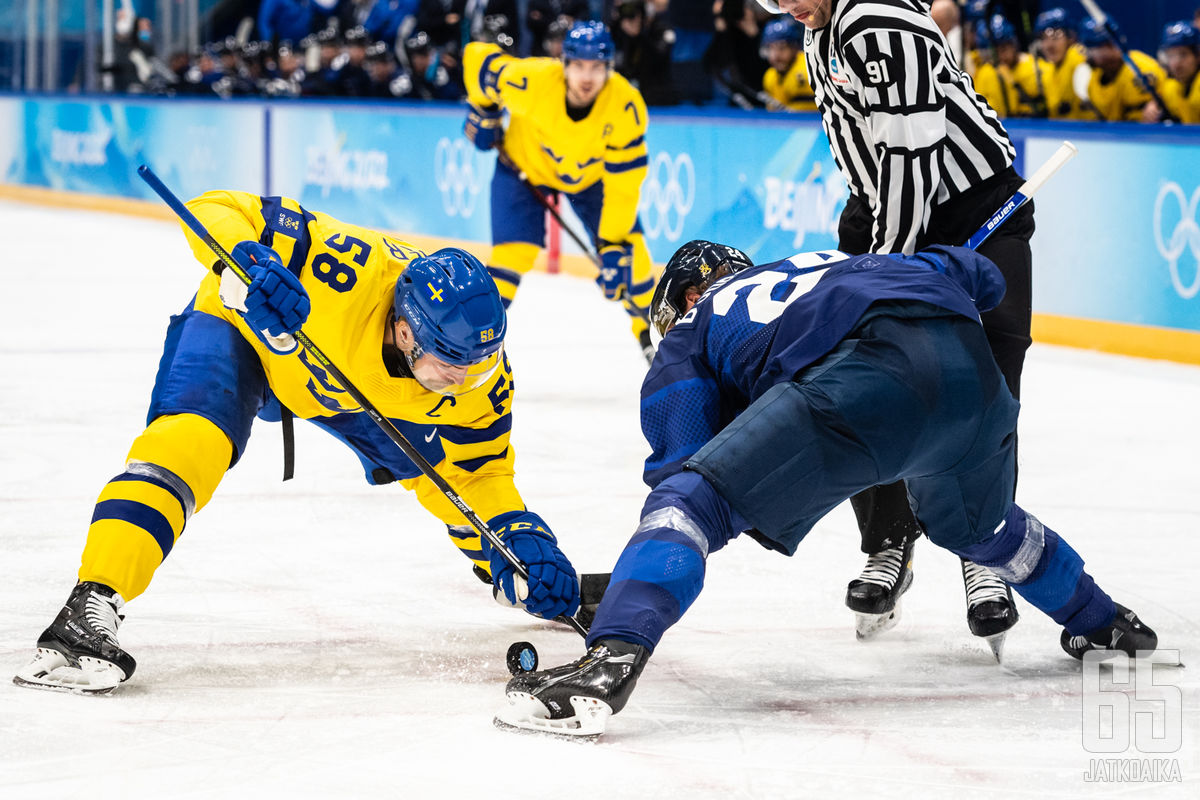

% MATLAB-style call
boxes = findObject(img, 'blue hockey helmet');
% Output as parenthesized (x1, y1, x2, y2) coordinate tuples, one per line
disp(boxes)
(651, 240, 753, 337)
(1034, 8, 1075, 36)
(964, 0, 991, 23)
(393, 248, 506, 395)
(562, 21, 615, 62)
(1079, 18, 1112, 48)
(762, 18, 803, 47)
(986, 14, 1017, 45)
(1162, 21, 1200, 51)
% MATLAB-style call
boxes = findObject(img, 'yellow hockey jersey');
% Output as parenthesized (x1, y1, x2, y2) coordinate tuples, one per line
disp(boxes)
(181, 190, 523, 531)
(1162, 73, 1200, 124)
(974, 53, 1058, 117)
(1086, 50, 1166, 122)
(1044, 44, 1091, 119)
(463, 42, 649, 244)
(763, 53, 817, 111)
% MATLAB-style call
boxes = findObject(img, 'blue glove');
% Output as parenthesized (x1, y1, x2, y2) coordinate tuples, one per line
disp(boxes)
(596, 241, 633, 301)
(464, 104, 503, 151)
(230, 241, 310, 337)
(487, 511, 580, 620)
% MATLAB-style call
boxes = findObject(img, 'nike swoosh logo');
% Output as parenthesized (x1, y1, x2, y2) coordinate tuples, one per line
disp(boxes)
(425, 428, 438, 443)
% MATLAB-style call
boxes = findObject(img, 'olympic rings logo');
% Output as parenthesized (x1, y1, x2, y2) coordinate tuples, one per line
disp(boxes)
(639, 151, 695, 242)
(1154, 181, 1200, 300)
(434, 138, 483, 218)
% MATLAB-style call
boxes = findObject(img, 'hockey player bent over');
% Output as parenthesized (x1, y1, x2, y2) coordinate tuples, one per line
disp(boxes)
(14, 191, 580, 694)
(495, 241, 1158, 737)
(462, 21, 657, 363)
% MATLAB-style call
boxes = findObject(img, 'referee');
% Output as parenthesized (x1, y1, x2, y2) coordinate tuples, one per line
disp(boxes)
(759, 0, 1031, 653)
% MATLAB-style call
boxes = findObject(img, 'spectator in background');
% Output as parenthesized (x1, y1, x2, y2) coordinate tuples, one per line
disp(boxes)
(262, 42, 306, 97)
(760, 16, 815, 111)
(541, 17, 571, 58)
(528, 0, 589, 56)
(973, 14, 1055, 117)
(405, 31, 465, 99)
(611, 0, 677, 105)
(259, 0, 318, 45)
(335, 26, 375, 95)
(1077, 17, 1166, 122)
(363, 0, 419, 46)
(1153, 21, 1200, 124)
(418, 0, 463, 56)
(364, 41, 410, 96)
(704, 0, 769, 108)
(1032, 8, 1089, 119)
(670, 0, 718, 103)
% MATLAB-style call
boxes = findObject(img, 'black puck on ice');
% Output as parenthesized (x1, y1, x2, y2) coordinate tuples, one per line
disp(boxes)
(506, 641, 538, 675)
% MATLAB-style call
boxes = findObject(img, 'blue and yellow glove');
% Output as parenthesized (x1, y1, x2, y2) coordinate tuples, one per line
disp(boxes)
(219, 241, 310, 354)
(487, 511, 580, 620)
(464, 104, 504, 151)
(596, 241, 633, 301)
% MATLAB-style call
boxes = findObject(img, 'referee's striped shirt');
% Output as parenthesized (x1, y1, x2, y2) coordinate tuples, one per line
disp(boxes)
(804, 0, 1016, 254)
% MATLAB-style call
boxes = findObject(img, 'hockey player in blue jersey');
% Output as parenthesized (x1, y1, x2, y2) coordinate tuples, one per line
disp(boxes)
(495, 239, 1159, 738)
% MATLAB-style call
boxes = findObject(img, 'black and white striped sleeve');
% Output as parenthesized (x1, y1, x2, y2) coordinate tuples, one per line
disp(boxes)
(840, 26, 946, 254)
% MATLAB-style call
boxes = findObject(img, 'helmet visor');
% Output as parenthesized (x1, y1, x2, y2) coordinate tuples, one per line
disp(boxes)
(407, 342, 504, 397)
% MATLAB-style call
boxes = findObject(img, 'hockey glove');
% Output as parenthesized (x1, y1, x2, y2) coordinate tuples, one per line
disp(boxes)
(464, 104, 504, 151)
(487, 511, 580, 620)
(220, 241, 311, 354)
(596, 241, 633, 301)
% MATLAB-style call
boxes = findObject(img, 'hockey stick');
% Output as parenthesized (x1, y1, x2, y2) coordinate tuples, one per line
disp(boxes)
(964, 140, 1077, 251)
(1078, 0, 1180, 124)
(136, 164, 588, 639)
(493, 149, 652, 322)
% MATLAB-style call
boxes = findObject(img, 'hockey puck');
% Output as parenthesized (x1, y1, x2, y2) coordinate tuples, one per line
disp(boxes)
(506, 641, 538, 675)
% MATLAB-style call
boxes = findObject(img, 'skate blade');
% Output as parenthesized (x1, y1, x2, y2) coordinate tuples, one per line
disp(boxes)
(12, 648, 124, 695)
(855, 600, 903, 641)
(493, 691, 610, 740)
(984, 632, 1006, 663)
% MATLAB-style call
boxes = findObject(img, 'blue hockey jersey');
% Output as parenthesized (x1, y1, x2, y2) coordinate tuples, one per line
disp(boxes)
(641, 244, 1006, 487)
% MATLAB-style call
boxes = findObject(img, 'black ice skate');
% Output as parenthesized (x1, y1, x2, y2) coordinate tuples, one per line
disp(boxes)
(13, 581, 137, 695)
(847, 539, 915, 640)
(494, 639, 649, 739)
(961, 559, 1019, 662)
(1060, 604, 1158, 660)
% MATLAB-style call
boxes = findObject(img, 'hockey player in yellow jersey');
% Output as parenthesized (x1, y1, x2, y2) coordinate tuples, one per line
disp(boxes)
(760, 17, 816, 111)
(13, 191, 580, 694)
(1077, 18, 1166, 123)
(462, 21, 656, 363)
(973, 14, 1057, 118)
(1153, 21, 1200, 124)
(1032, 8, 1091, 120)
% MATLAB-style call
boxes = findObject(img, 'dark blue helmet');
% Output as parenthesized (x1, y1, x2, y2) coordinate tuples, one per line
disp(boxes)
(652, 240, 753, 336)
(562, 21, 615, 62)
(1079, 18, 1113, 48)
(964, 0, 991, 23)
(987, 14, 1017, 45)
(762, 18, 803, 47)
(1162, 21, 1200, 51)
(394, 248, 505, 368)
(1034, 8, 1075, 36)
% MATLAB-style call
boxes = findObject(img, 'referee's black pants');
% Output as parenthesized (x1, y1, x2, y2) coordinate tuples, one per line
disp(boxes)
(837, 167, 1034, 554)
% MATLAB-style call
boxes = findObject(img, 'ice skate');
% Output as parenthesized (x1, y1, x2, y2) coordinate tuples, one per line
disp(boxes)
(13, 582, 136, 695)
(1061, 604, 1157, 660)
(494, 639, 648, 739)
(961, 559, 1019, 662)
(847, 539, 915, 640)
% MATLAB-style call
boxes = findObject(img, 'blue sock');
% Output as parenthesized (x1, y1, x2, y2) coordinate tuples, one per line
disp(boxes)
(956, 504, 1115, 635)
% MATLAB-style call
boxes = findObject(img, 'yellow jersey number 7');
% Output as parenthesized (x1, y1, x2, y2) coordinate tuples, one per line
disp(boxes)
(312, 233, 371, 292)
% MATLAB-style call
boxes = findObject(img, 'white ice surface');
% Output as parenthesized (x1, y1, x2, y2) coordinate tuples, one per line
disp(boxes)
(1, 201, 1197, 798)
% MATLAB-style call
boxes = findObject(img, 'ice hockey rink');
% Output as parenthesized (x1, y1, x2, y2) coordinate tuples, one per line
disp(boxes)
(1, 199, 1197, 798)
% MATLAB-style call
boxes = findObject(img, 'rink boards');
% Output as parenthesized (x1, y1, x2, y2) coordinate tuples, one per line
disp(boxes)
(1, 93, 1198, 363)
